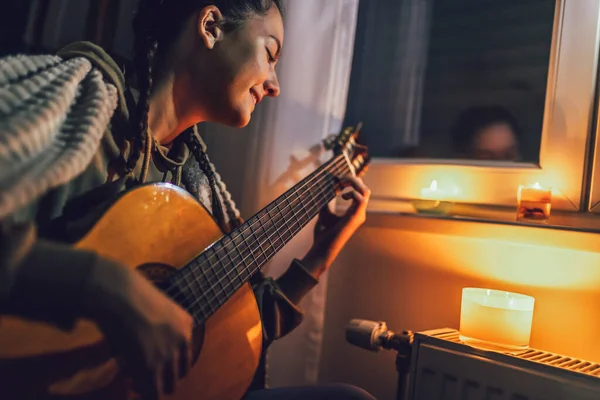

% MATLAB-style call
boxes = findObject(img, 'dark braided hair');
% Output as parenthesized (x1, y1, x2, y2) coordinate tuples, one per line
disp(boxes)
(128, 0, 283, 229)
(127, 0, 160, 173)
(185, 128, 229, 231)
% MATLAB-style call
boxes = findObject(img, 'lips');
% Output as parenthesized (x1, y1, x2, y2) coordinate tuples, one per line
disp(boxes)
(250, 89, 261, 105)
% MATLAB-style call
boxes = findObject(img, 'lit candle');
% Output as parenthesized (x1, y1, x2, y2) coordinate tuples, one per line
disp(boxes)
(517, 182, 552, 223)
(459, 288, 535, 352)
(421, 180, 445, 200)
(413, 180, 453, 214)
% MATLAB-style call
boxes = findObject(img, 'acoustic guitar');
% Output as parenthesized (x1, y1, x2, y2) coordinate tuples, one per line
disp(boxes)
(0, 125, 369, 400)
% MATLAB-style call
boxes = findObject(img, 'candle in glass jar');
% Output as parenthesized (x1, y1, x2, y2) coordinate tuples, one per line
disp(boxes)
(517, 182, 551, 223)
(459, 288, 535, 352)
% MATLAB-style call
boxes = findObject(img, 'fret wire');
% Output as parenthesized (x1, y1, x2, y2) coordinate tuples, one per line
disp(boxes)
(249, 215, 268, 265)
(231, 230, 250, 281)
(292, 178, 318, 227)
(175, 261, 203, 324)
(197, 260, 216, 321)
(179, 155, 344, 287)
(239, 250, 252, 281)
(308, 162, 341, 218)
(306, 178, 322, 218)
(224, 236, 245, 286)
(288, 185, 304, 232)
(257, 215, 276, 259)
(278, 190, 294, 233)
(275, 194, 294, 242)
(268, 201, 286, 250)
(242, 225, 260, 274)
(284, 189, 299, 239)
(184, 262, 210, 322)
(250, 216, 267, 258)
(183, 257, 213, 319)
(204, 250, 220, 313)
(181, 156, 349, 312)
(287, 185, 305, 226)
(307, 182, 328, 220)
(214, 246, 235, 303)
(295, 182, 312, 226)
(191, 259, 215, 321)
(170, 267, 190, 305)
(299, 178, 316, 224)
(182, 157, 346, 313)
(229, 231, 248, 282)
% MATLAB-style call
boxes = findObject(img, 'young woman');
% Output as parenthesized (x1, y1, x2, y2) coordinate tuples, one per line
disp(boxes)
(0, 0, 374, 399)
(451, 105, 522, 161)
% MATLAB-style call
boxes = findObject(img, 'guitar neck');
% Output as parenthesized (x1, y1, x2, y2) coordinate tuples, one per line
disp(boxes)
(167, 153, 351, 325)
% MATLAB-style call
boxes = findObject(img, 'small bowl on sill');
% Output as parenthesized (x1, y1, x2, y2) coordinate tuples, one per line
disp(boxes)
(411, 199, 453, 215)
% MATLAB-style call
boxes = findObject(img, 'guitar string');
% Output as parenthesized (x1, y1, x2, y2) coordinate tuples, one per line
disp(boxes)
(166, 155, 347, 303)
(167, 156, 351, 316)
(167, 154, 347, 298)
(180, 158, 348, 319)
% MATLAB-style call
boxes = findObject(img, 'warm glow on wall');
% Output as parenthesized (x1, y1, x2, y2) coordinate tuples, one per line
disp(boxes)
(362, 215, 600, 291)
(437, 236, 600, 290)
(352, 213, 600, 363)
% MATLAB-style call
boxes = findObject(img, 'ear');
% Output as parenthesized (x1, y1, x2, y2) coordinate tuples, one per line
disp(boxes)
(197, 6, 224, 50)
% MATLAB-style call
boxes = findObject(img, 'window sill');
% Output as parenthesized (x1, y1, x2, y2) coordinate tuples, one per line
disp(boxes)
(365, 197, 600, 234)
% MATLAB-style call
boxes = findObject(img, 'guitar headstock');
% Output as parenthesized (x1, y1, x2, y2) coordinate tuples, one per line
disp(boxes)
(323, 122, 370, 177)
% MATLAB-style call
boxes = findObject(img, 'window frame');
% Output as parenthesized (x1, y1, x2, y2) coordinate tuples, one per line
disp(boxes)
(362, 0, 600, 212)
(590, 111, 600, 212)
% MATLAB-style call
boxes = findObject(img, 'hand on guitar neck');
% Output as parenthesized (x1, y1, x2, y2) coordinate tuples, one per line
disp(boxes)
(300, 176, 371, 279)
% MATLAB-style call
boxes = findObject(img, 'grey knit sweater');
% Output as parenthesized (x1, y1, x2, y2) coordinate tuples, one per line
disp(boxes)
(0, 54, 117, 220)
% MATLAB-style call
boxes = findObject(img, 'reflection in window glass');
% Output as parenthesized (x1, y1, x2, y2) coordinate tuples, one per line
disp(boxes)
(344, 0, 555, 162)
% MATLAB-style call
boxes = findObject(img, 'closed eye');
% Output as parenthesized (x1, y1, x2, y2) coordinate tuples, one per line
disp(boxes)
(266, 48, 276, 63)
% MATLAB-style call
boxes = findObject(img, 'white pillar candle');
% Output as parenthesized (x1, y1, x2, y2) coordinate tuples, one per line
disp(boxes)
(459, 288, 535, 352)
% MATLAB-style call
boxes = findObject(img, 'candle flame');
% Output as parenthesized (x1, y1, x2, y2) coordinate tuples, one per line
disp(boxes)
(430, 180, 438, 191)
(532, 182, 542, 189)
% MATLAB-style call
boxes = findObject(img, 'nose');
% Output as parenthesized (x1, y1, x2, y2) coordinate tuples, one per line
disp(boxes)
(263, 69, 280, 97)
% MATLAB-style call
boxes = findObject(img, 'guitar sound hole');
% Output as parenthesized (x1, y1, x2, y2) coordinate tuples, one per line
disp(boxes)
(136, 262, 178, 284)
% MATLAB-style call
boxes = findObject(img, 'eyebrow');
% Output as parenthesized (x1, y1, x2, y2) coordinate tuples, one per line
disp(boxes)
(269, 35, 283, 57)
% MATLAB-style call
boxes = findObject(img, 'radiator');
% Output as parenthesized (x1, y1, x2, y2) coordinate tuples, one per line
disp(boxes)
(407, 328, 600, 400)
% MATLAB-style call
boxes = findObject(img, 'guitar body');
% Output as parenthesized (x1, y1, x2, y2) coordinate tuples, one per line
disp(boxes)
(0, 183, 263, 400)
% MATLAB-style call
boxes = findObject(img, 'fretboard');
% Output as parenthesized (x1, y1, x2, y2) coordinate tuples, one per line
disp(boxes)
(165, 153, 351, 325)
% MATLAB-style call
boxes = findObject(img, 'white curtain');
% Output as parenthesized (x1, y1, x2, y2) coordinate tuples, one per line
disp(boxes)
(391, 0, 432, 148)
(201, 0, 359, 386)
(255, 0, 359, 387)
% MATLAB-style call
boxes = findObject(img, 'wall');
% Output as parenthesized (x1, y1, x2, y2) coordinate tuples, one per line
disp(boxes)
(318, 212, 600, 400)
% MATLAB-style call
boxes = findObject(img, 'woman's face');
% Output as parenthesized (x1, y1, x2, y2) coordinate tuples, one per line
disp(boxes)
(181, 5, 283, 128)
(471, 122, 520, 161)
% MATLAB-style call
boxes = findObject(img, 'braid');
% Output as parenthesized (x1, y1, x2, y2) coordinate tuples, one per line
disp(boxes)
(212, 166, 243, 229)
(126, 0, 160, 175)
(186, 129, 228, 232)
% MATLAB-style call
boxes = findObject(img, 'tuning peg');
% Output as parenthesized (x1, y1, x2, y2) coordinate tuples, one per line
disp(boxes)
(323, 134, 338, 150)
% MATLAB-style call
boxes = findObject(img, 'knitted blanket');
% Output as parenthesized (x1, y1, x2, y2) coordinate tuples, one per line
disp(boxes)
(0, 55, 118, 220)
